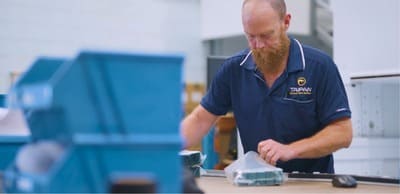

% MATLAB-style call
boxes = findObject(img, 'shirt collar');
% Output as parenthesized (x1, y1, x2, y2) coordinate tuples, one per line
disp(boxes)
(240, 38, 305, 73)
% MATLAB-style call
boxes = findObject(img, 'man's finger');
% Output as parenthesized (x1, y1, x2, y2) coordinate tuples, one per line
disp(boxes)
(270, 153, 280, 166)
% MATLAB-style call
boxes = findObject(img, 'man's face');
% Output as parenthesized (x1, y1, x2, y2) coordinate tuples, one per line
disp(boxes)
(242, 2, 290, 70)
(249, 25, 289, 70)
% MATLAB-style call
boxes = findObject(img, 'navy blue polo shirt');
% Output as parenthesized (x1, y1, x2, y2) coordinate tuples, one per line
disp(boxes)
(201, 38, 351, 173)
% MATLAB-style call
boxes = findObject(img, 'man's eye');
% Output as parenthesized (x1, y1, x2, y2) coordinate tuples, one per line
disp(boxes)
(260, 34, 271, 40)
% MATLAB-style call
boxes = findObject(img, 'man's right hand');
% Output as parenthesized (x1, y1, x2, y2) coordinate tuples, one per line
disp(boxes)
(257, 139, 297, 166)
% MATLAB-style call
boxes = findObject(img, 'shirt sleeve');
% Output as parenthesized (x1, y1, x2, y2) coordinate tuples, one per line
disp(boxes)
(200, 60, 232, 116)
(317, 60, 351, 126)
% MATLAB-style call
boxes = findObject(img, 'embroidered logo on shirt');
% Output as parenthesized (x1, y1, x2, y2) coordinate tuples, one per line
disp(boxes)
(297, 77, 306, 86)
(289, 87, 312, 95)
(289, 77, 312, 95)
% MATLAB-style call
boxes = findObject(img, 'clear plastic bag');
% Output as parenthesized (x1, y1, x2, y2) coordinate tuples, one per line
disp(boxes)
(224, 151, 285, 186)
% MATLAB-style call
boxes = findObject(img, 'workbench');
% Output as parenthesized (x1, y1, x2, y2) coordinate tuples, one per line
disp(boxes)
(197, 176, 399, 193)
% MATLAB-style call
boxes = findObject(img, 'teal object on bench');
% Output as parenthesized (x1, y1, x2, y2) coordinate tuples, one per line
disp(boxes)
(3, 51, 184, 193)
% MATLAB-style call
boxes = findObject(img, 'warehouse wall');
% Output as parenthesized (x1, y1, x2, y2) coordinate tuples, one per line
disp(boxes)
(333, 0, 400, 82)
(201, 0, 312, 40)
(0, 0, 204, 94)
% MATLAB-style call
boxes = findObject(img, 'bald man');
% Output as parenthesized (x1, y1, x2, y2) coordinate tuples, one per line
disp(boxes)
(181, 0, 352, 173)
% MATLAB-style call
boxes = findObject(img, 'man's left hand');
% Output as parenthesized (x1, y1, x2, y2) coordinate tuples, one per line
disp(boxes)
(257, 139, 296, 166)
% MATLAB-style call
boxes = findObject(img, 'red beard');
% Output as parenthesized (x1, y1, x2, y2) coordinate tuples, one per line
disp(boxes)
(251, 33, 290, 73)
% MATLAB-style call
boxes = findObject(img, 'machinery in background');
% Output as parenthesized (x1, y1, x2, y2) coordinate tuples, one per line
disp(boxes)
(202, 56, 238, 170)
(213, 114, 237, 170)
(3, 51, 184, 193)
(334, 74, 400, 178)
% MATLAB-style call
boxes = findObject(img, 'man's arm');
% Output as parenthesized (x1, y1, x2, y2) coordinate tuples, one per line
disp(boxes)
(258, 117, 353, 165)
(181, 105, 219, 148)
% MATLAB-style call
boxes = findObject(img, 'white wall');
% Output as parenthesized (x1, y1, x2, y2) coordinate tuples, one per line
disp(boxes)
(201, 0, 312, 40)
(0, 0, 204, 94)
(333, 0, 400, 83)
(201, 0, 242, 40)
(286, 0, 312, 36)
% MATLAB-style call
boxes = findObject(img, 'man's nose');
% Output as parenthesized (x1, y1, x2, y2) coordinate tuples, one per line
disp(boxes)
(254, 38, 266, 49)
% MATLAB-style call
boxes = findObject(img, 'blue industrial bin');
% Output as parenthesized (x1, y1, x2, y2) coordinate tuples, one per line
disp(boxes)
(3, 51, 184, 193)
(0, 96, 29, 172)
(4, 139, 181, 193)
(0, 94, 5, 107)
(0, 58, 64, 172)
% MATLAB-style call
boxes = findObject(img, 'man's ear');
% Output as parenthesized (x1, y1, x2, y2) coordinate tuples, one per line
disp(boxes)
(284, 14, 291, 30)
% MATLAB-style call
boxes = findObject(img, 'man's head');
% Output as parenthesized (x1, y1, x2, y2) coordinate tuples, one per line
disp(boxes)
(242, 0, 291, 73)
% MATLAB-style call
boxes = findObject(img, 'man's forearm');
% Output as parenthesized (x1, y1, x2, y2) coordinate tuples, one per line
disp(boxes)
(289, 118, 353, 159)
(180, 105, 218, 148)
(181, 114, 205, 148)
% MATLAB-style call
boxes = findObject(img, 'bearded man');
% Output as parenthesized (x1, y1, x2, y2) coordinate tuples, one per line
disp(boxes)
(181, 0, 353, 173)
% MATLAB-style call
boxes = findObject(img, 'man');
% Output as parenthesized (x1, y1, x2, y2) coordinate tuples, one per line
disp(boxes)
(181, 0, 352, 173)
